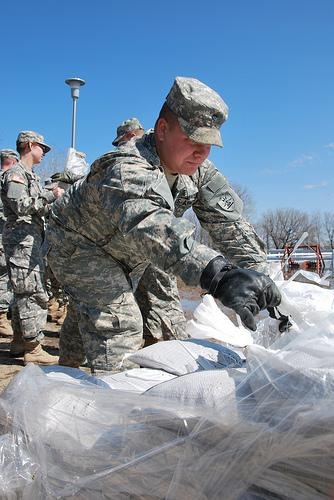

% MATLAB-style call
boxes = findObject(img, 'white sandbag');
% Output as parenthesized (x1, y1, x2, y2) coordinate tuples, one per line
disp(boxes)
(42, 365, 108, 387)
(43, 366, 175, 393)
(145, 368, 246, 419)
(127, 338, 243, 375)
(100, 368, 176, 392)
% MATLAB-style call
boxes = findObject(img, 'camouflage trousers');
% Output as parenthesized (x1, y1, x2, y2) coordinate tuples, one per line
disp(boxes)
(45, 263, 68, 306)
(6, 263, 47, 341)
(134, 264, 187, 345)
(47, 233, 187, 372)
(0, 245, 13, 313)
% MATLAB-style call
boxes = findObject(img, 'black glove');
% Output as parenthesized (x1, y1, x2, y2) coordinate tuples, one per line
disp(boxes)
(51, 171, 74, 184)
(267, 306, 293, 332)
(200, 256, 281, 331)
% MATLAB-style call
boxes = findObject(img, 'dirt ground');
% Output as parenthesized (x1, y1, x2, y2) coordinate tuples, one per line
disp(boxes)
(0, 285, 202, 394)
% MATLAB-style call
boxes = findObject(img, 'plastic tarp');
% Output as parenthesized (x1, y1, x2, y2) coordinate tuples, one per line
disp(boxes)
(1, 275, 334, 499)
(64, 147, 89, 177)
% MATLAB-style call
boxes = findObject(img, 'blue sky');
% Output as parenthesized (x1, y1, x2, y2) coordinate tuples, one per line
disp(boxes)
(1, 0, 333, 219)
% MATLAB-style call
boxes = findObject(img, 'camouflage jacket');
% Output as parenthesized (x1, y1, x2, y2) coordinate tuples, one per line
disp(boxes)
(49, 132, 267, 286)
(0, 170, 6, 238)
(1, 162, 56, 268)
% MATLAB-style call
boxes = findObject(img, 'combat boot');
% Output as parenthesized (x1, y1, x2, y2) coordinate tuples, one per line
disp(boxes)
(9, 330, 25, 357)
(58, 356, 81, 368)
(47, 298, 60, 322)
(0, 312, 13, 337)
(58, 353, 88, 368)
(56, 304, 67, 326)
(24, 341, 59, 366)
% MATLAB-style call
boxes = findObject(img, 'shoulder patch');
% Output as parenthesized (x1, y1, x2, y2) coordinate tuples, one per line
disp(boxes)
(10, 173, 26, 184)
(218, 192, 235, 212)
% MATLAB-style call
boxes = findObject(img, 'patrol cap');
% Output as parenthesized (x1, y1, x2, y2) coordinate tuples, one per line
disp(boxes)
(165, 76, 228, 147)
(0, 149, 20, 161)
(16, 130, 51, 153)
(112, 117, 144, 146)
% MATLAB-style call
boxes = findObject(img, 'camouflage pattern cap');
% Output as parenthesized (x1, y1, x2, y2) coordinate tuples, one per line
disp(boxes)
(112, 118, 144, 146)
(16, 130, 51, 153)
(165, 76, 228, 147)
(0, 149, 20, 161)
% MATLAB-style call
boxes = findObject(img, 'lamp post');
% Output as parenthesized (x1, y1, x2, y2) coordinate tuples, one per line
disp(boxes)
(65, 77, 85, 149)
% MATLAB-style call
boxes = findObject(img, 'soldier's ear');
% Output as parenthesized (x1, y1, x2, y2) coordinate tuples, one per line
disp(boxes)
(155, 118, 168, 142)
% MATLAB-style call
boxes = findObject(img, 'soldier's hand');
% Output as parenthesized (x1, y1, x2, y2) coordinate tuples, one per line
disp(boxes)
(51, 171, 73, 184)
(200, 256, 281, 331)
(52, 186, 65, 199)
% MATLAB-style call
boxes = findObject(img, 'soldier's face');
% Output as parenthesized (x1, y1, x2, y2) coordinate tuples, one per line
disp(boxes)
(157, 119, 211, 175)
(31, 143, 45, 165)
(1, 157, 17, 172)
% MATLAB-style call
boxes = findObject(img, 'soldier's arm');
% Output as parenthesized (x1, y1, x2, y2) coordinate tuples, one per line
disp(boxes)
(98, 159, 219, 286)
(51, 171, 84, 184)
(192, 161, 268, 273)
(3, 171, 55, 217)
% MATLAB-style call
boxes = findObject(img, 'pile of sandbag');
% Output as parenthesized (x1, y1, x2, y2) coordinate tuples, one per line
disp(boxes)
(0, 271, 334, 499)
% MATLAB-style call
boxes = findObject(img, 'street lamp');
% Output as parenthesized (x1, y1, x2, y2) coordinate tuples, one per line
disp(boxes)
(65, 77, 85, 149)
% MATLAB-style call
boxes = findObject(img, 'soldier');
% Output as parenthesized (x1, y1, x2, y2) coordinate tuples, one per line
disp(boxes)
(112, 117, 145, 147)
(0, 149, 19, 337)
(46, 77, 280, 374)
(1, 131, 64, 364)
(51, 117, 187, 360)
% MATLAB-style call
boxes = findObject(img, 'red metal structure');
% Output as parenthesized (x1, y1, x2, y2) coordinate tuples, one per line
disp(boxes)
(281, 244, 325, 276)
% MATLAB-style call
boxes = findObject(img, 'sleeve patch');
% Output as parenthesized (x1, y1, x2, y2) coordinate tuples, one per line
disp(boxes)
(218, 192, 235, 212)
(10, 173, 26, 184)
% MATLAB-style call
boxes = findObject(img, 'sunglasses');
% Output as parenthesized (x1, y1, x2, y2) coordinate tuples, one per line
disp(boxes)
(34, 143, 48, 154)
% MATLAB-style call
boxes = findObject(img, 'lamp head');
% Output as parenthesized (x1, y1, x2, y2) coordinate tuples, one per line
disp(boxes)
(65, 77, 85, 98)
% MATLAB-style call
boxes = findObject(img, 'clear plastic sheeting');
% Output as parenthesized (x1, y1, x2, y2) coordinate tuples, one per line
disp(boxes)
(0, 432, 40, 499)
(1, 356, 334, 499)
(1, 277, 334, 499)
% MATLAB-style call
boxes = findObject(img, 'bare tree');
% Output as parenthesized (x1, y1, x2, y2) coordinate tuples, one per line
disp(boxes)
(310, 211, 324, 246)
(182, 182, 255, 246)
(324, 212, 334, 249)
(182, 208, 212, 246)
(258, 208, 314, 249)
(38, 148, 67, 185)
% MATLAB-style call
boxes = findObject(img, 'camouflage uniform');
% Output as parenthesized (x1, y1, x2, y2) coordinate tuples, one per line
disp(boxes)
(1, 161, 56, 341)
(113, 119, 187, 343)
(47, 109, 267, 372)
(0, 169, 14, 313)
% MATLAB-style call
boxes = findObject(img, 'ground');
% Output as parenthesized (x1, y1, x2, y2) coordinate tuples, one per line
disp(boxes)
(0, 284, 202, 393)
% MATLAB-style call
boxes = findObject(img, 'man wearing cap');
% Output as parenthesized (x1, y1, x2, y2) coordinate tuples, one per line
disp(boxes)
(46, 77, 280, 374)
(0, 149, 19, 337)
(1, 131, 64, 365)
(112, 117, 145, 147)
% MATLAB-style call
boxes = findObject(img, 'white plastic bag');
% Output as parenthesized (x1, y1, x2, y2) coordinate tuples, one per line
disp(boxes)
(64, 147, 89, 177)
(186, 275, 334, 351)
(186, 294, 253, 348)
